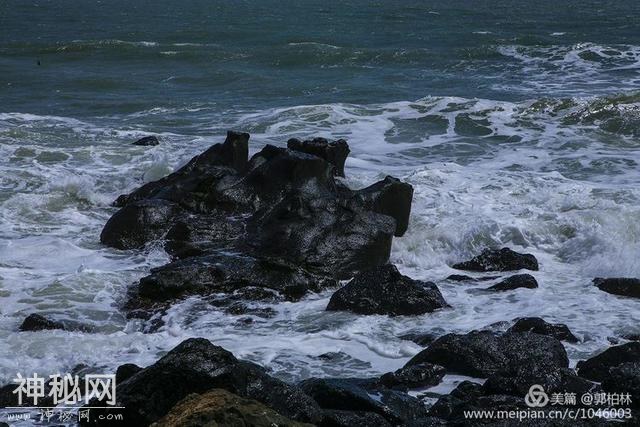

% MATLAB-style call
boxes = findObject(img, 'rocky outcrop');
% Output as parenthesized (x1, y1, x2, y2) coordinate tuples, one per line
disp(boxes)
(151, 389, 313, 427)
(577, 342, 640, 382)
(102, 132, 414, 318)
(326, 264, 448, 316)
(452, 248, 539, 272)
(133, 135, 160, 146)
(379, 363, 446, 391)
(298, 377, 428, 425)
(81, 338, 322, 426)
(405, 330, 568, 377)
(507, 317, 579, 343)
(593, 277, 640, 298)
(18, 313, 65, 331)
(487, 274, 538, 291)
(601, 362, 640, 408)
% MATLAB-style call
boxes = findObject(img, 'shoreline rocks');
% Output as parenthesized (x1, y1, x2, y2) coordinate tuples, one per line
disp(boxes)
(452, 248, 539, 272)
(18, 313, 65, 331)
(487, 273, 538, 291)
(326, 264, 448, 316)
(593, 277, 640, 298)
(507, 317, 579, 343)
(577, 342, 640, 382)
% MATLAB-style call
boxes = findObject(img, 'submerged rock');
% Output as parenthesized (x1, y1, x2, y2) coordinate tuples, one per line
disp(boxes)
(81, 338, 322, 426)
(405, 330, 568, 378)
(577, 342, 640, 382)
(487, 274, 538, 291)
(507, 317, 579, 343)
(151, 389, 313, 427)
(452, 248, 539, 272)
(18, 313, 65, 331)
(593, 277, 640, 298)
(132, 135, 160, 146)
(326, 264, 448, 316)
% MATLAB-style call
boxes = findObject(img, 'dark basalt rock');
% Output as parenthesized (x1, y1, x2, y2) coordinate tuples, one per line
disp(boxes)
(487, 274, 538, 291)
(379, 363, 446, 391)
(104, 132, 413, 309)
(507, 317, 579, 343)
(151, 389, 313, 427)
(132, 135, 160, 146)
(298, 377, 429, 424)
(319, 409, 393, 427)
(452, 248, 539, 272)
(81, 338, 322, 426)
(577, 342, 640, 382)
(101, 199, 182, 249)
(19, 313, 65, 331)
(406, 330, 568, 378)
(593, 277, 640, 298)
(326, 264, 448, 316)
(115, 363, 143, 383)
(601, 362, 640, 408)
(482, 365, 599, 398)
(287, 137, 350, 177)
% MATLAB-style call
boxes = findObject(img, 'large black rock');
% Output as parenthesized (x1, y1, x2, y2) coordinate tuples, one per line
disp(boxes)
(18, 313, 65, 331)
(593, 277, 640, 299)
(102, 132, 414, 312)
(601, 362, 640, 408)
(379, 363, 446, 391)
(405, 330, 568, 378)
(80, 338, 322, 426)
(507, 317, 579, 343)
(577, 342, 640, 382)
(326, 264, 448, 316)
(452, 248, 539, 272)
(487, 274, 538, 291)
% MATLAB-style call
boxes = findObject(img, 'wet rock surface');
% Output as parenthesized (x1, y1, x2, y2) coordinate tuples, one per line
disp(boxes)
(593, 277, 640, 298)
(81, 338, 322, 426)
(379, 363, 446, 391)
(577, 342, 640, 382)
(507, 317, 579, 343)
(601, 362, 640, 409)
(132, 135, 160, 146)
(18, 313, 66, 331)
(452, 248, 539, 272)
(406, 330, 569, 377)
(487, 274, 538, 291)
(326, 264, 448, 316)
(102, 132, 414, 318)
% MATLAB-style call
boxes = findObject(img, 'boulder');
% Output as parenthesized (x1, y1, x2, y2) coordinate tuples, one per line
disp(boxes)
(353, 176, 413, 236)
(18, 313, 65, 331)
(487, 274, 538, 291)
(326, 264, 448, 316)
(133, 135, 160, 146)
(80, 338, 322, 426)
(298, 377, 428, 424)
(150, 389, 313, 427)
(452, 248, 539, 272)
(115, 363, 143, 383)
(379, 363, 446, 390)
(577, 342, 640, 382)
(507, 317, 579, 343)
(601, 362, 640, 408)
(287, 137, 350, 177)
(405, 330, 568, 377)
(593, 277, 640, 298)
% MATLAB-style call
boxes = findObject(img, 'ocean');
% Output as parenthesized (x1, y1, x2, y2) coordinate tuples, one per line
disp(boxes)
(1, 0, 639, 400)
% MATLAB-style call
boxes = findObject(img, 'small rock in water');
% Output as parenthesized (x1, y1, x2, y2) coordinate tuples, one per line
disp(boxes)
(593, 277, 640, 298)
(487, 274, 538, 291)
(398, 332, 439, 346)
(452, 247, 539, 272)
(507, 317, 579, 343)
(576, 342, 640, 382)
(326, 264, 449, 316)
(132, 135, 160, 146)
(18, 313, 65, 331)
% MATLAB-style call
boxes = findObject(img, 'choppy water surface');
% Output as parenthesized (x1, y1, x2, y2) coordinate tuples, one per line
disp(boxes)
(0, 0, 639, 391)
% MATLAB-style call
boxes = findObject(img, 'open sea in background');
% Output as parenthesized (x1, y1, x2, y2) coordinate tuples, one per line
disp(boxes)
(1, 0, 639, 402)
